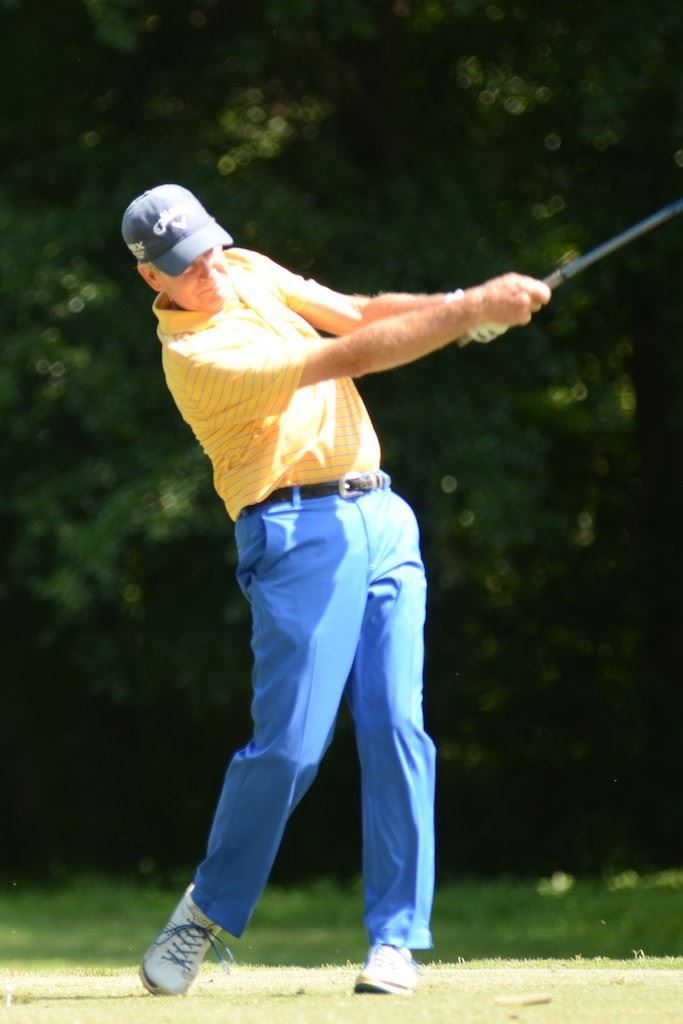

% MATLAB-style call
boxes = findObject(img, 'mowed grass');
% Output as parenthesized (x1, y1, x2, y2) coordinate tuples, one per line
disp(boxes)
(1, 964, 682, 1024)
(0, 871, 681, 1023)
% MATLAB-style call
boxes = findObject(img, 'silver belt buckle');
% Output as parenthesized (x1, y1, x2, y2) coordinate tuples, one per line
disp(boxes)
(338, 471, 358, 498)
(338, 471, 386, 498)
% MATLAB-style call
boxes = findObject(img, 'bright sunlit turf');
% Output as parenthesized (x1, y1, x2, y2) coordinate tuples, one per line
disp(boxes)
(1, 962, 682, 1024)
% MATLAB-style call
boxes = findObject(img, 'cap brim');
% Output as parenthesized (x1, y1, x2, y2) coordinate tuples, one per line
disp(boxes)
(154, 220, 234, 276)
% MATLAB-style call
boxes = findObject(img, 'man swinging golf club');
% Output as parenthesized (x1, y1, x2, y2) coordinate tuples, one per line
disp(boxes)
(121, 183, 550, 997)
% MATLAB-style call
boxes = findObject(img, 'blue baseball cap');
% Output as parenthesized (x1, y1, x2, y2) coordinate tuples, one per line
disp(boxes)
(121, 184, 233, 276)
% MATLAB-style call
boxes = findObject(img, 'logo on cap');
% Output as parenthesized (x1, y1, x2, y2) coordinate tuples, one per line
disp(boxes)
(127, 240, 147, 259)
(154, 205, 190, 236)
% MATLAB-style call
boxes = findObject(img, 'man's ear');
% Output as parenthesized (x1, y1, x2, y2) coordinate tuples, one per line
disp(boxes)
(137, 262, 164, 292)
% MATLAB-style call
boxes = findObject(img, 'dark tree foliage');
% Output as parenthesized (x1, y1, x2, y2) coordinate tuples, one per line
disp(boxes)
(1, 0, 681, 881)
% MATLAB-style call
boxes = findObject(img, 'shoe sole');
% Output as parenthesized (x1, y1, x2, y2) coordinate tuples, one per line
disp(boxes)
(354, 979, 414, 996)
(140, 965, 188, 997)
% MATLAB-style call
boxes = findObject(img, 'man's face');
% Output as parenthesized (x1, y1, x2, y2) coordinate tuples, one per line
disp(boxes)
(137, 245, 232, 314)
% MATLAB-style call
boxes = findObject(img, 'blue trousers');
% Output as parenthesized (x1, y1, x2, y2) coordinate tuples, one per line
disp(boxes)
(192, 483, 436, 949)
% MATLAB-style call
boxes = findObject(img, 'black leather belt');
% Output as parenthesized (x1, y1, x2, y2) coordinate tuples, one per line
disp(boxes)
(242, 471, 390, 514)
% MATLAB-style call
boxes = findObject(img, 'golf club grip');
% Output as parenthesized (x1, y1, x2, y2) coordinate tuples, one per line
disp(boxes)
(543, 198, 683, 290)
(458, 199, 683, 342)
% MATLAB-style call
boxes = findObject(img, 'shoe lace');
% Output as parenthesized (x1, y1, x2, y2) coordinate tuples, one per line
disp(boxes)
(159, 922, 235, 974)
(367, 944, 422, 974)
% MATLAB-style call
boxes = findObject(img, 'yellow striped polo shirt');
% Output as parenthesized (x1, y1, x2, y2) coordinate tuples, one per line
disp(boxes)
(152, 248, 381, 520)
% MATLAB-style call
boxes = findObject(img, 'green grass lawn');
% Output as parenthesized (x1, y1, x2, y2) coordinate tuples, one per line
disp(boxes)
(1, 963, 682, 1024)
(0, 871, 681, 1023)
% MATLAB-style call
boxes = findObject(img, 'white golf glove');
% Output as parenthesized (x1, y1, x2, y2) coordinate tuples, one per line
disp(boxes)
(457, 322, 509, 347)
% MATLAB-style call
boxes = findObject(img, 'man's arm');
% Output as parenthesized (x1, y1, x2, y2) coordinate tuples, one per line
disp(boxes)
(298, 273, 551, 387)
(295, 287, 451, 337)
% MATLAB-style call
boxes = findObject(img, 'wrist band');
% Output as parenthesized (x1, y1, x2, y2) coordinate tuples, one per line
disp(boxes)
(444, 288, 465, 303)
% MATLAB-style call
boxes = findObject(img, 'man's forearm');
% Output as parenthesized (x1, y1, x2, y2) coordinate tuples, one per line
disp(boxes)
(299, 273, 551, 387)
(301, 295, 482, 386)
(352, 291, 455, 323)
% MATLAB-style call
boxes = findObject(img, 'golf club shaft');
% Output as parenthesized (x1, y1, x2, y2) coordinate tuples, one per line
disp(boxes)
(544, 198, 683, 290)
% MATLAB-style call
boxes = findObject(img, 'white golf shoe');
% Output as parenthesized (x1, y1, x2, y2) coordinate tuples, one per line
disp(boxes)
(354, 943, 418, 995)
(140, 885, 231, 996)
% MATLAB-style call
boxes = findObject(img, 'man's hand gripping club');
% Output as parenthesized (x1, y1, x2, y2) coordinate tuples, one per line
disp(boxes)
(454, 272, 551, 347)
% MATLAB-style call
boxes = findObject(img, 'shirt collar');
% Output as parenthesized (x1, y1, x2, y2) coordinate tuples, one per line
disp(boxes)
(152, 292, 227, 334)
